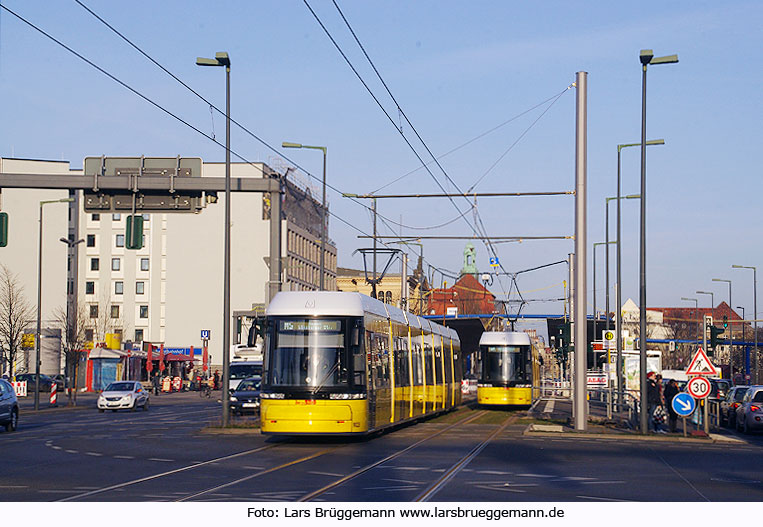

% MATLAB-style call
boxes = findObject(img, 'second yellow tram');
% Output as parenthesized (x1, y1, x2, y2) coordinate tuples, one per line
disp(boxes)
(477, 331, 539, 406)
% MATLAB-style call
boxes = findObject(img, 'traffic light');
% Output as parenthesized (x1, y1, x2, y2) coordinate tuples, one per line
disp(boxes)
(709, 325, 725, 355)
(125, 215, 144, 249)
(0, 212, 8, 247)
(722, 315, 728, 329)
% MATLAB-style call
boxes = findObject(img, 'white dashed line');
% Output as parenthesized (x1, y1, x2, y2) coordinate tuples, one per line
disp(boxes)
(114, 455, 135, 460)
(85, 452, 103, 457)
(148, 458, 174, 462)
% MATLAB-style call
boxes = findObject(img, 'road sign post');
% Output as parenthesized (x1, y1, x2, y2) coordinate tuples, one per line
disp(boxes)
(672, 392, 696, 438)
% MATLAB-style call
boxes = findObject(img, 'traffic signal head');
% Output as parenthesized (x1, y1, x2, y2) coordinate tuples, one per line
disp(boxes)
(0, 212, 8, 247)
(126, 215, 144, 250)
(722, 315, 728, 328)
(710, 325, 725, 351)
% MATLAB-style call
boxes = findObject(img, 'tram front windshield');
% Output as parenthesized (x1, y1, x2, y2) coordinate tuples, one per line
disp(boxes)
(267, 318, 347, 390)
(481, 345, 529, 384)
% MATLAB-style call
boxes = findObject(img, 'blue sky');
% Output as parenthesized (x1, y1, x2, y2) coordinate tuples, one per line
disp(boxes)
(1, 1, 761, 321)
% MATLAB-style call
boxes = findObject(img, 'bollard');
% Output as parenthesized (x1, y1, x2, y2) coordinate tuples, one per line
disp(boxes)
(49, 381, 57, 406)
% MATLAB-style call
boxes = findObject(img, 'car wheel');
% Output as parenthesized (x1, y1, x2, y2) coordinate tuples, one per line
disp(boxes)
(743, 418, 750, 435)
(143, 399, 149, 411)
(5, 409, 18, 432)
(130, 402, 137, 412)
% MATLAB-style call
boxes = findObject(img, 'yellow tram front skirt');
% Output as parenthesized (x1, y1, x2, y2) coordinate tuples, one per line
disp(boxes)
(261, 399, 368, 435)
(478, 386, 532, 406)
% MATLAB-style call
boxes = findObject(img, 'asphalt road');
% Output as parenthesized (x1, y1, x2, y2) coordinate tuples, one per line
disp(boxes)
(2, 392, 763, 502)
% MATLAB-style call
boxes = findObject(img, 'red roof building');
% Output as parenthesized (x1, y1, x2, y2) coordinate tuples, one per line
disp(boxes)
(427, 274, 496, 317)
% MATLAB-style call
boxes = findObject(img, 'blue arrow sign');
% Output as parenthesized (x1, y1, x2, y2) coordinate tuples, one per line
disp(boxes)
(671, 392, 696, 417)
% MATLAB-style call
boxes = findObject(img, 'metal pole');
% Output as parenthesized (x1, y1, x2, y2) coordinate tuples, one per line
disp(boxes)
(574, 71, 588, 431)
(755, 268, 758, 383)
(729, 282, 732, 379)
(593, 242, 597, 345)
(222, 62, 231, 427)
(639, 60, 649, 434)
(616, 149, 623, 406)
(268, 175, 282, 303)
(320, 148, 326, 291)
(605, 200, 610, 332)
(35, 204, 44, 411)
(372, 198, 377, 299)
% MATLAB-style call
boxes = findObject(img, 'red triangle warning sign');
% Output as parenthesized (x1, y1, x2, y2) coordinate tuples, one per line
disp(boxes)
(686, 346, 718, 376)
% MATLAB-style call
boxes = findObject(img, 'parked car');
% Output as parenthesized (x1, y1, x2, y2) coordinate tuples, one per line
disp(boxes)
(709, 378, 731, 401)
(722, 386, 749, 428)
(50, 374, 68, 391)
(0, 378, 19, 432)
(97, 381, 150, 412)
(229, 377, 261, 416)
(735, 385, 763, 434)
(13, 373, 57, 392)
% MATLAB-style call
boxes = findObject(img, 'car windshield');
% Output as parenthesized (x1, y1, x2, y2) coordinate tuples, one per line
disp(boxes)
(481, 345, 529, 383)
(230, 363, 262, 380)
(236, 379, 261, 391)
(105, 382, 135, 391)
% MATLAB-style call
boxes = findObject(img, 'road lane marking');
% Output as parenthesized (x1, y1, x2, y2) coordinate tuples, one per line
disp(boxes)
(577, 495, 630, 501)
(543, 399, 555, 414)
(308, 471, 344, 477)
(114, 455, 135, 460)
(148, 458, 174, 462)
(85, 452, 103, 457)
(58, 444, 279, 502)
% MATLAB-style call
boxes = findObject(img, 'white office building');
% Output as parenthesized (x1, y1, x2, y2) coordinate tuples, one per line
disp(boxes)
(0, 157, 336, 375)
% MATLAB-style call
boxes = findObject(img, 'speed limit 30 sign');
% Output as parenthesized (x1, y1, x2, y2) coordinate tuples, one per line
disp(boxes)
(687, 376, 711, 399)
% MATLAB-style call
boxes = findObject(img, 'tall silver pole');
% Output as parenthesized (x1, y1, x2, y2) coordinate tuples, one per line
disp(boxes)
(593, 243, 597, 345)
(268, 174, 282, 303)
(574, 71, 588, 431)
(639, 60, 649, 434)
(222, 62, 232, 427)
(755, 268, 758, 383)
(372, 198, 377, 299)
(616, 149, 623, 405)
(320, 148, 326, 291)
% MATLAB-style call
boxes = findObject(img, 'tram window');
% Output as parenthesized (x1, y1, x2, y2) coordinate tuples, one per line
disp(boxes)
(424, 344, 434, 385)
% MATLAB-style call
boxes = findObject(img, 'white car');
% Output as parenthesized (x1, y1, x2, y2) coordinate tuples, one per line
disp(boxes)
(97, 381, 150, 412)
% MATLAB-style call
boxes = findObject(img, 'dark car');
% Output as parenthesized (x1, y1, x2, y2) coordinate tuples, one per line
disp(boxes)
(0, 379, 19, 432)
(229, 377, 261, 416)
(722, 386, 749, 428)
(50, 374, 68, 391)
(14, 373, 57, 392)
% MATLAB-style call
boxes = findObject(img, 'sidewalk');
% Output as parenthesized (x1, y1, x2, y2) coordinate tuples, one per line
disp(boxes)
(526, 395, 742, 444)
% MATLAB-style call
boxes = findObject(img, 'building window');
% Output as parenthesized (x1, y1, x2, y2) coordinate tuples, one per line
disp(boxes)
(91, 213, 100, 221)
(90, 258, 99, 271)
(86, 234, 95, 247)
(115, 281, 123, 295)
(89, 305, 99, 318)
(135, 329, 144, 342)
(140, 258, 149, 271)
(142, 213, 150, 221)
(112, 213, 121, 221)
(111, 258, 121, 271)
(110, 305, 120, 319)
(85, 329, 94, 342)
(85, 281, 95, 295)
(136, 281, 145, 295)
(139, 305, 148, 318)
(116, 234, 124, 248)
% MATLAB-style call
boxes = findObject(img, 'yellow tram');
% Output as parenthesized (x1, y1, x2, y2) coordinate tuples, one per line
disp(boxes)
(477, 331, 539, 406)
(260, 292, 462, 435)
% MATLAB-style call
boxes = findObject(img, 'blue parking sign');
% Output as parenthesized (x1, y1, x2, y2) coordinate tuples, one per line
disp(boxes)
(671, 392, 696, 417)
(200, 329, 210, 340)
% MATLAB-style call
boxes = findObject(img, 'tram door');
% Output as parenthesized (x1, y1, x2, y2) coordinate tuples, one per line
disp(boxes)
(365, 331, 376, 428)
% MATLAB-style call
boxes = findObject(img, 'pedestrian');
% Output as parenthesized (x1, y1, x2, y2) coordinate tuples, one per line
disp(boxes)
(152, 371, 161, 396)
(646, 371, 665, 433)
(213, 370, 220, 391)
(664, 378, 680, 433)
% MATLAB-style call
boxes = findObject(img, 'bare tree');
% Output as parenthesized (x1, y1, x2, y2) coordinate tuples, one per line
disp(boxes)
(88, 292, 124, 346)
(52, 302, 89, 406)
(0, 265, 34, 377)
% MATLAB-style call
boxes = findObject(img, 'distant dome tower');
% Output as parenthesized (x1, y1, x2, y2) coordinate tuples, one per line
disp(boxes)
(460, 242, 478, 279)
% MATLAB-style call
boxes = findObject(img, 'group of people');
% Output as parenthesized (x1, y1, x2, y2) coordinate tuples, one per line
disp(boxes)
(149, 370, 220, 396)
(646, 371, 681, 433)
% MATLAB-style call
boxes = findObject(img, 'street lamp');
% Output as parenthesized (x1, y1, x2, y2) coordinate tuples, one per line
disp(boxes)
(593, 240, 616, 347)
(638, 48, 677, 434)
(282, 142, 328, 291)
(605, 193, 640, 330)
(35, 197, 74, 410)
(615, 140, 662, 409)
(733, 264, 757, 383)
(59, 236, 84, 396)
(196, 51, 232, 426)
(713, 278, 733, 378)
(680, 297, 699, 345)
(737, 306, 746, 377)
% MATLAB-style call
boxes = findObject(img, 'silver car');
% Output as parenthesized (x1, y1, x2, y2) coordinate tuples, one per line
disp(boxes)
(97, 381, 150, 412)
(723, 386, 749, 428)
(0, 379, 19, 432)
(735, 385, 763, 434)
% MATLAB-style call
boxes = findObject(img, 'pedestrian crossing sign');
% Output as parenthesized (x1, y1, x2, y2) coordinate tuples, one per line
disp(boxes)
(685, 346, 718, 376)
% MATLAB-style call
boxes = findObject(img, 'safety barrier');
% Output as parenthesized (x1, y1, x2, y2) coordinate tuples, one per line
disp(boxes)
(12, 381, 27, 397)
(49, 381, 57, 406)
